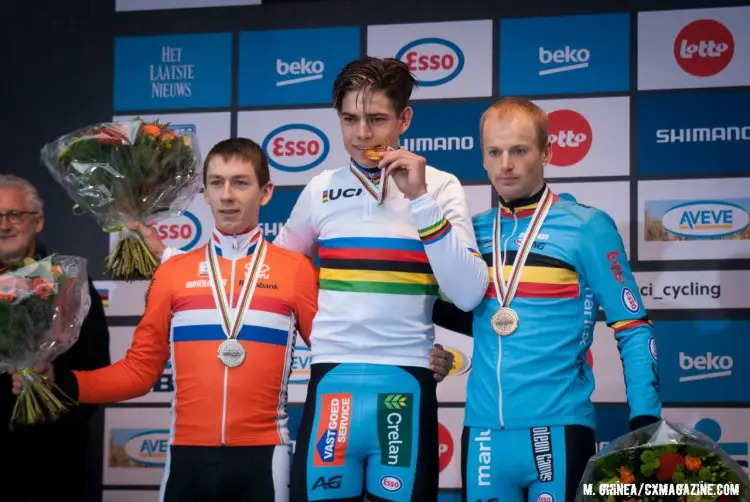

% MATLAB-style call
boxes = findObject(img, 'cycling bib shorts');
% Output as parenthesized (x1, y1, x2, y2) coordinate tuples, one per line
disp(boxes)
(291, 363, 438, 501)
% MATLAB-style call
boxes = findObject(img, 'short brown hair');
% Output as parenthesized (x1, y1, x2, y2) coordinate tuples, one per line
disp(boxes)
(203, 138, 270, 187)
(332, 57, 417, 115)
(479, 97, 549, 150)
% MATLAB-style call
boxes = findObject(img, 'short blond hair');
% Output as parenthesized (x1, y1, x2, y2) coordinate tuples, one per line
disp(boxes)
(479, 97, 548, 151)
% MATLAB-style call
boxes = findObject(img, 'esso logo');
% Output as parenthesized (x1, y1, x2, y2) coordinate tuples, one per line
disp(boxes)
(262, 123, 330, 172)
(395, 38, 465, 87)
(380, 475, 402, 492)
(538, 492, 555, 502)
(156, 211, 202, 251)
(438, 422, 454, 472)
(622, 287, 640, 313)
(586, 349, 594, 368)
(674, 19, 734, 77)
(547, 109, 593, 167)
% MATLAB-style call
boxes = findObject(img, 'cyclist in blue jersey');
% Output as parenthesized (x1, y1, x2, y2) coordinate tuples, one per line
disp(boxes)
(434, 97, 662, 502)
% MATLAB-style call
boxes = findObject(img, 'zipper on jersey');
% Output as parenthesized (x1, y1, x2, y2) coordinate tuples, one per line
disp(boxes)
(221, 255, 238, 445)
(496, 207, 519, 429)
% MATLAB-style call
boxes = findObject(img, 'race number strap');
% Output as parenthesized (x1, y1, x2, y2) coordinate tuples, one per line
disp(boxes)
(206, 229, 267, 340)
(349, 162, 389, 204)
(492, 187, 554, 307)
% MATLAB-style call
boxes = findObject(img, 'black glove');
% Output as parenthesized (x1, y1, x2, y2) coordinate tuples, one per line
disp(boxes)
(629, 415, 661, 432)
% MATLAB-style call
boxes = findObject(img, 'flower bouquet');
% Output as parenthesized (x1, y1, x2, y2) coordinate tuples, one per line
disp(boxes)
(0, 255, 91, 428)
(40, 118, 202, 280)
(576, 420, 749, 502)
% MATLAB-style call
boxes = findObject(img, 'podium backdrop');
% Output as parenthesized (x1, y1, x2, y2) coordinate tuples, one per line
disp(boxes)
(19, 1, 750, 500)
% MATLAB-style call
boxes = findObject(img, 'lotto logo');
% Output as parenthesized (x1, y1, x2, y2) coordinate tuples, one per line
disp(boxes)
(674, 19, 734, 77)
(547, 109, 593, 166)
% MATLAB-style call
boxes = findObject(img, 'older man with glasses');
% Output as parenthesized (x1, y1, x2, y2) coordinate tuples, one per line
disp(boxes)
(0, 174, 112, 502)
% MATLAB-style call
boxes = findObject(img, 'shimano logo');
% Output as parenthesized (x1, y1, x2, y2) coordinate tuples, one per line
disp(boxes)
(655, 126, 750, 143)
(400, 136, 473, 152)
(679, 352, 733, 382)
(538, 46, 590, 76)
(276, 58, 324, 87)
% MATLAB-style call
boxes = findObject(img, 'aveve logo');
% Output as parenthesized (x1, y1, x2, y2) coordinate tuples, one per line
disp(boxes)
(674, 19, 734, 77)
(123, 430, 170, 466)
(438, 422, 454, 472)
(263, 123, 330, 172)
(661, 201, 749, 239)
(547, 109, 592, 166)
(396, 38, 465, 87)
(157, 211, 202, 251)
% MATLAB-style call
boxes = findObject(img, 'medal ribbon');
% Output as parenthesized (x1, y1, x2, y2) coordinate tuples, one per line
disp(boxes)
(206, 228, 267, 340)
(349, 161, 389, 204)
(492, 186, 554, 308)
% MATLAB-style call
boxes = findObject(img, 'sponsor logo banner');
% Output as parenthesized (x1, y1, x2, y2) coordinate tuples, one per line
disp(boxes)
(638, 6, 750, 90)
(437, 407, 464, 489)
(260, 188, 303, 242)
(637, 91, 750, 176)
(402, 101, 489, 183)
(655, 320, 749, 404)
(590, 322, 627, 403)
(238, 108, 347, 186)
(534, 97, 630, 178)
(377, 393, 414, 467)
(114, 33, 232, 111)
(116, 0, 260, 11)
(367, 20, 493, 99)
(500, 13, 630, 96)
(238, 27, 360, 106)
(635, 270, 750, 310)
(103, 408, 172, 485)
(548, 181, 631, 256)
(109, 327, 174, 403)
(93, 281, 149, 317)
(435, 326, 474, 404)
(638, 179, 750, 261)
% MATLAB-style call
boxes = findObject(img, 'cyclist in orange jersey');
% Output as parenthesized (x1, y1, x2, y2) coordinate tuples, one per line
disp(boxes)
(13, 138, 317, 501)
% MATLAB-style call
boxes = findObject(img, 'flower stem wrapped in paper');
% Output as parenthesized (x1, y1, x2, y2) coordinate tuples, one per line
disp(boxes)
(40, 118, 202, 280)
(575, 420, 749, 502)
(0, 255, 91, 428)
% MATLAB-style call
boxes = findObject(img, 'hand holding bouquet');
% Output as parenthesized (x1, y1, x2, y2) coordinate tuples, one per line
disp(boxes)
(0, 255, 91, 428)
(40, 118, 201, 280)
(576, 420, 749, 502)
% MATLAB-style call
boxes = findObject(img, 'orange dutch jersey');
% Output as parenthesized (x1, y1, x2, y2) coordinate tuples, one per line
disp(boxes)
(73, 234, 318, 447)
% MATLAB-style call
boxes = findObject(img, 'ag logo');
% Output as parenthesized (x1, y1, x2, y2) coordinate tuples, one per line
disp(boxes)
(263, 123, 330, 172)
(438, 422, 454, 472)
(674, 19, 734, 77)
(547, 110, 592, 167)
(312, 475, 342, 490)
(396, 38, 464, 87)
(156, 210, 202, 251)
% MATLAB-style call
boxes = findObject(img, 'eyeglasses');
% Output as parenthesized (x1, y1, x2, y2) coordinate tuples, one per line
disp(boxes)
(0, 211, 39, 224)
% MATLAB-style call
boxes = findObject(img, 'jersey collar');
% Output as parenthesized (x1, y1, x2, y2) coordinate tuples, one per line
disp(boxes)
(499, 184, 549, 218)
(350, 158, 382, 181)
(211, 225, 261, 260)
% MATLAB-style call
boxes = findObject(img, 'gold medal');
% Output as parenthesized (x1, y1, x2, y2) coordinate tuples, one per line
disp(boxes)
(491, 307, 519, 336)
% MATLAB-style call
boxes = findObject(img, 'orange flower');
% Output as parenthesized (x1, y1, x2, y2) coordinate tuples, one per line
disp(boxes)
(619, 466, 636, 484)
(685, 456, 702, 472)
(161, 132, 176, 142)
(142, 124, 162, 137)
(656, 452, 685, 481)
